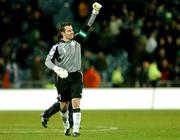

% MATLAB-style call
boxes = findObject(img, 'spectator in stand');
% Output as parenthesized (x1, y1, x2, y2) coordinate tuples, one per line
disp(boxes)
(71, 0, 90, 23)
(81, 50, 94, 72)
(159, 59, 172, 86)
(136, 61, 150, 87)
(109, 15, 122, 37)
(83, 63, 101, 88)
(6, 58, 19, 88)
(148, 59, 161, 87)
(111, 65, 124, 87)
(0, 39, 13, 63)
(145, 30, 158, 58)
(0, 57, 6, 87)
(94, 51, 108, 81)
(156, 47, 167, 69)
(15, 40, 33, 86)
(108, 15, 122, 49)
(31, 55, 45, 87)
(165, 35, 176, 64)
(0, 57, 12, 88)
(171, 55, 180, 82)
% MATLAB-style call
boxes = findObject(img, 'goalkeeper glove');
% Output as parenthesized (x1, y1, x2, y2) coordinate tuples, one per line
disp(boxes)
(53, 66, 68, 79)
(92, 2, 102, 15)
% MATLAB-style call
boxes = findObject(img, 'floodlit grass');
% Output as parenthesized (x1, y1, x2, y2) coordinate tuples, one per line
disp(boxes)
(0, 110, 180, 140)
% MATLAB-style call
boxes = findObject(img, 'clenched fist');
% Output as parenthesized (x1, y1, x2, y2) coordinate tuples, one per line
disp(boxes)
(92, 2, 102, 15)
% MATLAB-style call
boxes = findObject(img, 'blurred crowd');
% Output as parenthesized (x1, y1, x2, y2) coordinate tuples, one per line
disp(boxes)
(0, 0, 179, 88)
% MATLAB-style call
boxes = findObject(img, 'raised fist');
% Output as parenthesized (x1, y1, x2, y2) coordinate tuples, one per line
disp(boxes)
(92, 2, 102, 15)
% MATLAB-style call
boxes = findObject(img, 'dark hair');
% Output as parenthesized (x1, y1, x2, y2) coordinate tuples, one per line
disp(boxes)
(57, 22, 72, 41)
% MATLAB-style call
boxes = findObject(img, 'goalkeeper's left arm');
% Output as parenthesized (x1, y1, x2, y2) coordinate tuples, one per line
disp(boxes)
(74, 2, 102, 43)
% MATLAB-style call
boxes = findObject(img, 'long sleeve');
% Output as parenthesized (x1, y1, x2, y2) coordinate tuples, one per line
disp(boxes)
(45, 45, 58, 70)
(74, 13, 98, 43)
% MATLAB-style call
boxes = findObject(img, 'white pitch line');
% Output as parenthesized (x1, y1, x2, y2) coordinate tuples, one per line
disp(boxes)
(0, 126, 119, 134)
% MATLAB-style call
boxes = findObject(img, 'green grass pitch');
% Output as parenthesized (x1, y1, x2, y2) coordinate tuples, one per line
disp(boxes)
(0, 110, 180, 140)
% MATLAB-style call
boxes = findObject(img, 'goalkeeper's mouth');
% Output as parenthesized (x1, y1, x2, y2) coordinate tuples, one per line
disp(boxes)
(70, 33, 74, 39)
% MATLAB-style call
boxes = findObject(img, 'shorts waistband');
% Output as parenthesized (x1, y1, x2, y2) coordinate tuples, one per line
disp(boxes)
(68, 70, 81, 74)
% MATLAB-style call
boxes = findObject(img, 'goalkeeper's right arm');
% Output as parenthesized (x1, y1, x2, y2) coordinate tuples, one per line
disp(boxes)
(45, 45, 68, 79)
(74, 2, 102, 43)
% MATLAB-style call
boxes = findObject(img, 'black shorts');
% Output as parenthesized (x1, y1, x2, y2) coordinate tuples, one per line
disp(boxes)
(55, 71, 83, 102)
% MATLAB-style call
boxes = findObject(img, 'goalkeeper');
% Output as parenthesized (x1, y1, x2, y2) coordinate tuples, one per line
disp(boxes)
(41, 2, 102, 137)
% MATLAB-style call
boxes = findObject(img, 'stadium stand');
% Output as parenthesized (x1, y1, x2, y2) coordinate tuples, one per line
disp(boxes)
(0, 0, 179, 88)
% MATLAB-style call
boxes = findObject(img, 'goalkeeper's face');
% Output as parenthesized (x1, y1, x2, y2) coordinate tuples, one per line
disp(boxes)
(62, 25, 74, 41)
